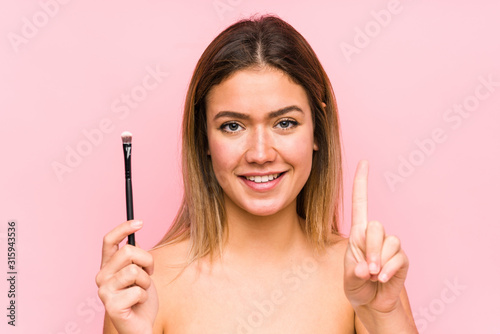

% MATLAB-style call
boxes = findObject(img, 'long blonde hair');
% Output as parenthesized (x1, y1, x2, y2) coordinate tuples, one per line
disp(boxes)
(153, 14, 344, 266)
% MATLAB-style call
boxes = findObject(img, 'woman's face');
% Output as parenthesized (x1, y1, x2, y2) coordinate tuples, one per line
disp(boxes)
(205, 66, 318, 217)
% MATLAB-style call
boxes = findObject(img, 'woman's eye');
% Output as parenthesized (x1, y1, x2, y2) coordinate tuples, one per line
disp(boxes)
(221, 122, 243, 132)
(276, 119, 298, 129)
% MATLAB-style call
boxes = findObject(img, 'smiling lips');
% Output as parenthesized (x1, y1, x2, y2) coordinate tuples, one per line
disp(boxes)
(239, 172, 286, 191)
(244, 173, 282, 183)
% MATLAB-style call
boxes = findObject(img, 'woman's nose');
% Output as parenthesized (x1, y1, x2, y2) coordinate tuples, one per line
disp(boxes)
(244, 127, 277, 164)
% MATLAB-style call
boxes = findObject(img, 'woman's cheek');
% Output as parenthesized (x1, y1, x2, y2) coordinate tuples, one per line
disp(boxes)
(278, 135, 314, 162)
(209, 139, 238, 181)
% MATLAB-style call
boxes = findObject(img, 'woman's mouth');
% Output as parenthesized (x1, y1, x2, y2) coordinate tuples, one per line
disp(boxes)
(243, 172, 284, 183)
(238, 172, 286, 192)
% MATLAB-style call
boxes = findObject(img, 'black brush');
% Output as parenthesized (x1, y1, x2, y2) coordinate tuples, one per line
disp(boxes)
(121, 131, 135, 246)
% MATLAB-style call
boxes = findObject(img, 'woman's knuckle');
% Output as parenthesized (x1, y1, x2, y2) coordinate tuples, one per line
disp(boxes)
(143, 274, 152, 289)
(103, 233, 113, 245)
(122, 244, 135, 257)
(128, 264, 140, 276)
(95, 272, 103, 286)
(97, 286, 108, 302)
(387, 235, 401, 248)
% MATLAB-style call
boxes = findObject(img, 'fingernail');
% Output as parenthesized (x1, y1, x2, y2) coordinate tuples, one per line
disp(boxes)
(369, 262, 378, 273)
(379, 273, 388, 283)
(131, 220, 143, 228)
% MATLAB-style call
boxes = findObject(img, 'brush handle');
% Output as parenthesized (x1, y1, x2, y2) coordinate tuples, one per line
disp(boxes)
(125, 178, 135, 246)
(123, 143, 136, 246)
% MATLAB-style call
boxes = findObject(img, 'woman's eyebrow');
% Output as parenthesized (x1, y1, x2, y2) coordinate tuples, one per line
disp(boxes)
(213, 111, 250, 121)
(268, 105, 303, 118)
(213, 105, 303, 121)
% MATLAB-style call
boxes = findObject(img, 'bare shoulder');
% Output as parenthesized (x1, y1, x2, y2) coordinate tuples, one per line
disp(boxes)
(326, 233, 348, 249)
(322, 233, 348, 264)
(149, 239, 190, 266)
(310, 232, 347, 279)
(145, 234, 357, 333)
(148, 238, 191, 287)
(305, 233, 355, 332)
(148, 238, 193, 333)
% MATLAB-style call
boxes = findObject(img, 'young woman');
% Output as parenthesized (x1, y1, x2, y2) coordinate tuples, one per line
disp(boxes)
(96, 15, 418, 333)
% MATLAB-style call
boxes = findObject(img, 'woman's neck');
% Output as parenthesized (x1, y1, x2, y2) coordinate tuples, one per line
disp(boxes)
(220, 196, 309, 266)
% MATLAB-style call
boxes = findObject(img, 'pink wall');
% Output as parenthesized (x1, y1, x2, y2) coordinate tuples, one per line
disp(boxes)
(1, 1, 499, 333)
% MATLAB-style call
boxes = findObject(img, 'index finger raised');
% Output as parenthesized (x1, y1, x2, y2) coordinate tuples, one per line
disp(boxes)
(351, 160, 369, 232)
(101, 220, 143, 268)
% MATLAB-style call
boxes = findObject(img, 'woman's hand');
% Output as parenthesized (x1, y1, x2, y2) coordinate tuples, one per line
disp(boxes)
(96, 220, 159, 334)
(344, 160, 409, 314)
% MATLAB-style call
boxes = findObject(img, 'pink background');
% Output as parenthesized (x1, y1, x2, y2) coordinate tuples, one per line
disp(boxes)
(1, 1, 499, 333)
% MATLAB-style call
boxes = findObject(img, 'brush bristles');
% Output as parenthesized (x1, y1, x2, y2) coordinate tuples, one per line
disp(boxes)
(121, 131, 132, 144)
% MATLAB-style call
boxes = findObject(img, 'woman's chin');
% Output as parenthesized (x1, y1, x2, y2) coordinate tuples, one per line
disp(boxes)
(238, 200, 295, 218)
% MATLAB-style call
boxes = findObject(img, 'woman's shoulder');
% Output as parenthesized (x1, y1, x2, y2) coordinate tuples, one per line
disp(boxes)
(315, 233, 349, 277)
(148, 238, 195, 330)
(148, 238, 194, 292)
(324, 233, 349, 258)
(298, 233, 348, 278)
(326, 232, 348, 246)
(149, 238, 190, 263)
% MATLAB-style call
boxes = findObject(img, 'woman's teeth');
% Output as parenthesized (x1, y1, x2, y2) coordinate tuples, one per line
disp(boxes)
(244, 173, 280, 183)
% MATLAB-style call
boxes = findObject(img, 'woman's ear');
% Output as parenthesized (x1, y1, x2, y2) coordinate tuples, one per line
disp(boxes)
(321, 102, 326, 109)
